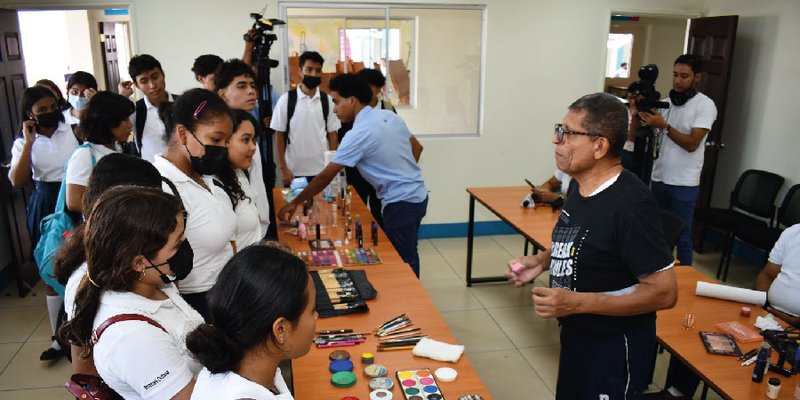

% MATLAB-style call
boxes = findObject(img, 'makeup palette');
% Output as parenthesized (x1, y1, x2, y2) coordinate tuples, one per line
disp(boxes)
(296, 248, 382, 267)
(396, 369, 445, 400)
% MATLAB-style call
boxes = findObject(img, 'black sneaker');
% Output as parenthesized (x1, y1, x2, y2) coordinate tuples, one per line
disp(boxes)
(39, 346, 64, 361)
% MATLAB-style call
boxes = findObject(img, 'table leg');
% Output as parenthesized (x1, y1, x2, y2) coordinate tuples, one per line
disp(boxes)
(700, 383, 708, 400)
(524, 240, 529, 256)
(466, 196, 476, 287)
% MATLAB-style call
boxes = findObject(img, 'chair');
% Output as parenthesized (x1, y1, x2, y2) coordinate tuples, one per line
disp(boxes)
(388, 59, 410, 105)
(694, 170, 784, 281)
(725, 184, 800, 278)
(660, 210, 686, 258)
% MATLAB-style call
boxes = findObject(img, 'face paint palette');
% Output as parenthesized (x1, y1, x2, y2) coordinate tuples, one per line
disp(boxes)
(396, 369, 445, 400)
(296, 248, 382, 267)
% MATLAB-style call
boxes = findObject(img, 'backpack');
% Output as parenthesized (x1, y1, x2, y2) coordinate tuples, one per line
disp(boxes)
(34, 143, 96, 296)
(131, 94, 176, 157)
(284, 89, 329, 146)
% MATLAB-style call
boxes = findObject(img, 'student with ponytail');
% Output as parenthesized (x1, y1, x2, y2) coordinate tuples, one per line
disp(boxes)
(60, 186, 202, 400)
(187, 244, 317, 399)
(153, 88, 237, 318)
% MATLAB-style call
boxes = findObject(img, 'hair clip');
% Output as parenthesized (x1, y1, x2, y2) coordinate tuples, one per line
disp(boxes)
(192, 100, 208, 119)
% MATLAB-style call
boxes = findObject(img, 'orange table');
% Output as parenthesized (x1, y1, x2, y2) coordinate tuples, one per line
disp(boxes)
(658, 266, 798, 399)
(465, 186, 559, 286)
(275, 188, 493, 400)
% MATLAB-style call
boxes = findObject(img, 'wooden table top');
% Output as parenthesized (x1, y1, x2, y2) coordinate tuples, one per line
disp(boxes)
(275, 188, 493, 400)
(659, 266, 798, 399)
(467, 186, 560, 250)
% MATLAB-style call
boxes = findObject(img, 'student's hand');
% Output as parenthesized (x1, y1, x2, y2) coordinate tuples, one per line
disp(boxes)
(281, 167, 294, 186)
(506, 256, 544, 287)
(278, 201, 299, 223)
(84, 88, 97, 100)
(532, 287, 580, 318)
(532, 187, 560, 203)
(22, 120, 36, 145)
(244, 29, 258, 47)
(118, 81, 134, 98)
(638, 110, 667, 130)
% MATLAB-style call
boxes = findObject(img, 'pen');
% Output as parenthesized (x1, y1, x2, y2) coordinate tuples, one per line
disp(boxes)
(739, 349, 758, 361)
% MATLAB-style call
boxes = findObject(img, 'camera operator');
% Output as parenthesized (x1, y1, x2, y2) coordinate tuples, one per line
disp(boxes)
(625, 64, 668, 185)
(638, 54, 717, 266)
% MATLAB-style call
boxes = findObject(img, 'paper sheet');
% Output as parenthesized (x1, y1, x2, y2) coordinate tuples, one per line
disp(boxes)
(695, 281, 766, 305)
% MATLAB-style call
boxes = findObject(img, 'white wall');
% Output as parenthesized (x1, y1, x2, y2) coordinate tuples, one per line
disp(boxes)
(704, 0, 800, 208)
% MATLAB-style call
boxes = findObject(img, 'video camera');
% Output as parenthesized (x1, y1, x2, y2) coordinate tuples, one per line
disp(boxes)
(244, 13, 285, 43)
(628, 64, 670, 111)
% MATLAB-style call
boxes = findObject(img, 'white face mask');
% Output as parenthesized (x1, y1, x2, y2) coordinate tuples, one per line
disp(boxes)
(68, 94, 89, 111)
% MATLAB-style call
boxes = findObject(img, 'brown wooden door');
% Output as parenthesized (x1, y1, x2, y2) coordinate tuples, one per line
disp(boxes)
(100, 22, 120, 93)
(686, 15, 738, 209)
(0, 8, 37, 295)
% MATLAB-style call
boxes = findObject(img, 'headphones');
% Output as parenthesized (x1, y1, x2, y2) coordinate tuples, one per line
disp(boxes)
(668, 87, 697, 106)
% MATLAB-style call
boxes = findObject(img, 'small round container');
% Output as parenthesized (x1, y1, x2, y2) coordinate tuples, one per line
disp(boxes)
(740, 306, 752, 318)
(364, 364, 388, 378)
(370, 389, 393, 400)
(330, 350, 351, 361)
(766, 377, 781, 399)
(361, 352, 375, 365)
(331, 371, 357, 388)
(434, 367, 458, 382)
(330, 359, 355, 374)
(369, 377, 395, 391)
(341, 396, 360, 400)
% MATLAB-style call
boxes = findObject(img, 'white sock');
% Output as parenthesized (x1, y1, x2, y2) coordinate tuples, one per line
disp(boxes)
(667, 386, 685, 397)
(46, 295, 63, 351)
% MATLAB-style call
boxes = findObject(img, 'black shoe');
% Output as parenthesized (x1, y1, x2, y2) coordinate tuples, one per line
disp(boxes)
(39, 346, 64, 361)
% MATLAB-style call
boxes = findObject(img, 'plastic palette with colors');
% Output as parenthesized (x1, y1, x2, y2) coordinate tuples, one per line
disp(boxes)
(296, 248, 382, 267)
(396, 369, 445, 400)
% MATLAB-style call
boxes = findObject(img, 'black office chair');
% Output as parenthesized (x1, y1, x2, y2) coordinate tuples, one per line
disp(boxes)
(694, 169, 784, 281)
(660, 209, 686, 258)
(724, 184, 800, 279)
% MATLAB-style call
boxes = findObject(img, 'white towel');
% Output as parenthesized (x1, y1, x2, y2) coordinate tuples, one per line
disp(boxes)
(412, 337, 465, 363)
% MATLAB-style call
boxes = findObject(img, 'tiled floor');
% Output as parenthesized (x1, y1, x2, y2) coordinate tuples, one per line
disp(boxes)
(0, 235, 761, 399)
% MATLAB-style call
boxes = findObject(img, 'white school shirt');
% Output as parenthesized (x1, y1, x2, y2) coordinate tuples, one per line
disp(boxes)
(10, 122, 78, 182)
(248, 145, 271, 234)
(767, 224, 800, 317)
(92, 284, 204, 400)
(270, 87, 341, 176)
(64, 262, 88, 320)
(153, 155, 237, 294)
(65, 142, 120, 186)
(63, 109, 80, 126)
(234, 169, 263, 248)
(651, 92, 717, 187)
(133, 96, 171, 163)
(191, 367, 293, 400)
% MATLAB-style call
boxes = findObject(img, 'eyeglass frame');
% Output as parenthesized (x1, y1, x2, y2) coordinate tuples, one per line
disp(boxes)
(553, 123, 604, 144)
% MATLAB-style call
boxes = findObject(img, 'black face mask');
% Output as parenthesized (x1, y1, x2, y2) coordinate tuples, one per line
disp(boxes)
(35, 110, 64, 129)
(146, 240, 195, 284)
(669, 88, 697, 106)
(185, 131, 229, 175)
(302, 75, 322, 89)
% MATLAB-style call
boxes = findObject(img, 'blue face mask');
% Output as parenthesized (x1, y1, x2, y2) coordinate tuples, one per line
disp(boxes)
(68, 94, 89, 111)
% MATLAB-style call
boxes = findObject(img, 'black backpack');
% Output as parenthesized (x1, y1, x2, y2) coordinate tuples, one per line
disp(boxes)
(285, 89, 329, 146)
(131, 94, 176, 157)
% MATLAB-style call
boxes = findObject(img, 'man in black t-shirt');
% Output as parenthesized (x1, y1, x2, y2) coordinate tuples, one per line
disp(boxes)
(507, 92, 678, 399)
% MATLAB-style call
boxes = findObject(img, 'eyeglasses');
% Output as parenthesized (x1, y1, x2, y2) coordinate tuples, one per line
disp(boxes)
(554, 123, 603, 144)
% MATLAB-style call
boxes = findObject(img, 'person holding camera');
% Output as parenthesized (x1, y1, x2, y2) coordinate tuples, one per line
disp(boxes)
(638, 54, 718, 266)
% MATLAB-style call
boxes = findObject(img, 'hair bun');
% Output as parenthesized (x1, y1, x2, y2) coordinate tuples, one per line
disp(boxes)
(186, 323, 244, 373)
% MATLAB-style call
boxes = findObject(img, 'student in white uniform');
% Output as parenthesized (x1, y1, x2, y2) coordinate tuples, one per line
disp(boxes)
(215, 59, 271, 236)
(60, 186, 203, 400)
(65, 91, 135, 214)
(154, 88, 237, 319)
(187, 244, 317, 400)
(62, 71, 98, 130)
(9, 86, 79, 361)
(216, 110, 263, 248)
(35, 78, 70, 113)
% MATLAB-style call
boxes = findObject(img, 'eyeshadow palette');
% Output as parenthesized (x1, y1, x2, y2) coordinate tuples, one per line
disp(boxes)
(396, 369, 445, 400)
(296, 248, 382, 267)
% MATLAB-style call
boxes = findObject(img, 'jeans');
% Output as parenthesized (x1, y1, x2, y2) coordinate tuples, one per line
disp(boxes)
(556, 324, 656, 399)
(650, 181, 700, 265)
(382, 196, 428, 277)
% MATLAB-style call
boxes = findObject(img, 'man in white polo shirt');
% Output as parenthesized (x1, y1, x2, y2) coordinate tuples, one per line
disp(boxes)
(639, 54, 717, 266)
(271, 51, 341, 185)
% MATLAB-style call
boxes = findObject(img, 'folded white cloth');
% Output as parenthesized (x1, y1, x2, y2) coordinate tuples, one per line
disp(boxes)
(412, 337, 464, 363)
(755, 314, 783, 331)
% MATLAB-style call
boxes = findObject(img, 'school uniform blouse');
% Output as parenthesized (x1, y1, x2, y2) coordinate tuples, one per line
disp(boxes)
(64, 142, 120, 187)
(153, 155, 237, 294)
(92, 284, 204, 400)
(191, 367, 293, 400)
(234, 169, 263, 248)
(9, 121, 78, 182)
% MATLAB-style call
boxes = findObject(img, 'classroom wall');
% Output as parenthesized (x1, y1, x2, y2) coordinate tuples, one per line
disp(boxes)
(703, 0, 800, 208)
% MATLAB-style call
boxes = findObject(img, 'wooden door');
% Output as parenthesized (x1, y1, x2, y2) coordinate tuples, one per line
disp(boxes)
(686, 16, 738, 209)
(0, 8, 36, 295)
(99, 22, 120, 93)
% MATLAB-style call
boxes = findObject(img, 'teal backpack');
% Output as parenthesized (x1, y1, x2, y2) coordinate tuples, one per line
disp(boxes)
(34, 143, 95, 296)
